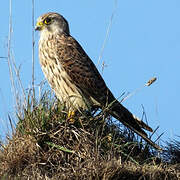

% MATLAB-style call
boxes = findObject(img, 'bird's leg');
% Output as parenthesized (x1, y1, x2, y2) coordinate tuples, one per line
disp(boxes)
(67, 111, 76, 123)
(67, 110, 86, 129)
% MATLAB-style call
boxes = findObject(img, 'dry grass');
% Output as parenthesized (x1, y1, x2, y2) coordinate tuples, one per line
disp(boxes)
(0, 93, 179, 180)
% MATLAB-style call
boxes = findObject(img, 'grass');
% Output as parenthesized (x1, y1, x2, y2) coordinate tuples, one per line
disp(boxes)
(0, 91, 179, 179)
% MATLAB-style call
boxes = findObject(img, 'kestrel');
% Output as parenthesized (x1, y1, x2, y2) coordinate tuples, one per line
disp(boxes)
(35, 12, 161, 150)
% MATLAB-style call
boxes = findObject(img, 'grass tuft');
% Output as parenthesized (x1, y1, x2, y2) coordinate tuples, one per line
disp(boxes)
(0, 91, 179, 179)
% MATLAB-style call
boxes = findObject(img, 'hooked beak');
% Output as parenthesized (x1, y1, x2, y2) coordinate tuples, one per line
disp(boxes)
(35, 21, 44, 31)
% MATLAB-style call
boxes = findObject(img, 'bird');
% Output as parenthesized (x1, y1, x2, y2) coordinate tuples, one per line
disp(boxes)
(35, 12, 161, 150)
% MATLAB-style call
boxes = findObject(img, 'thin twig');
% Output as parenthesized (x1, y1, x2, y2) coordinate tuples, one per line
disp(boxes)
(11, 52, 27, 107)
(7, 0, 18, 109)
(32, 0, 35, 107)
(120, 77, 157, 103)
(0, 57, 7, 59)
(97, 0, 118, 72)
(141, 104, 149, 127)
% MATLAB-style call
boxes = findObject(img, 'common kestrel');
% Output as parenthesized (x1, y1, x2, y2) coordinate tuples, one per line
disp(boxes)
(35, 12, 161, 150)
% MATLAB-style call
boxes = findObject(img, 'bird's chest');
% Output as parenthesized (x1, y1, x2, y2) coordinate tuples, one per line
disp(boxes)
(38, 35, 93, 110)
(39, 40, 82, 104)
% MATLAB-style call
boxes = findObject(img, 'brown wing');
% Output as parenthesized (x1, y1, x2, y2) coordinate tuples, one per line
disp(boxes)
(56, 34, 113, 106)
(55, 34, 162, 150)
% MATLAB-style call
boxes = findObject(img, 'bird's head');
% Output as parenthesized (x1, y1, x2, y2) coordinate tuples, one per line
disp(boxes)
(35, 12, 70, 35)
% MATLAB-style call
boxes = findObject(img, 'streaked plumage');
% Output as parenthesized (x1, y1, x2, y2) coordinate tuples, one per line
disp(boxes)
(35, 12, 161, 150)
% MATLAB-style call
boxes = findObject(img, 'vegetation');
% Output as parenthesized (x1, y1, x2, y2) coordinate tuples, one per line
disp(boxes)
(0, 92, 179, 179)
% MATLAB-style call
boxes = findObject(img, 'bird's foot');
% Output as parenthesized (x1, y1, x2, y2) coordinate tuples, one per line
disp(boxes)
(67, 111, 76, 123)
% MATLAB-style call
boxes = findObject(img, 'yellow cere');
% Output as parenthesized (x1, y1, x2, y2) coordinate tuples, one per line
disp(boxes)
(36, 21, 44, 27)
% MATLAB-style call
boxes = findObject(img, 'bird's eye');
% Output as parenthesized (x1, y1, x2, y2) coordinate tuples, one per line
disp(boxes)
(44, 17, 52, 24)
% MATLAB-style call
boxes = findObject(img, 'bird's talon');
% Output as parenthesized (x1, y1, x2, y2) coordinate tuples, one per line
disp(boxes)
(67, 111, 76, 123)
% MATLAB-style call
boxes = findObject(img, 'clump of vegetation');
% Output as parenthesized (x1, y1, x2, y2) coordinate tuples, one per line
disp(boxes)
(0, 92, 179, 179)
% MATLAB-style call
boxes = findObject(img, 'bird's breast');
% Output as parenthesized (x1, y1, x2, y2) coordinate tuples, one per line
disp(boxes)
(38, 35, 93, 110)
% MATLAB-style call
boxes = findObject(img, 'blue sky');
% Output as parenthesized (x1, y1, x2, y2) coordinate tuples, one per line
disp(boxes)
(0, 0, 180, 145)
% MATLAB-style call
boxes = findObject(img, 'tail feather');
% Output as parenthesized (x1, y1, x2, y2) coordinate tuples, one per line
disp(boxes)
(108, 102, 162, 151)
(132, 114, 153, 132)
